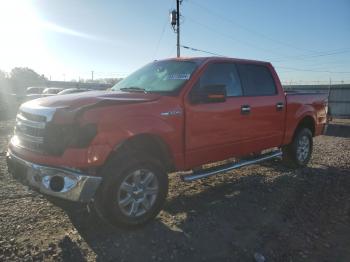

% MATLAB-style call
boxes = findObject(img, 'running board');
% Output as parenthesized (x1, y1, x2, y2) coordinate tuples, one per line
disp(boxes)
(181, 150, 282, 182)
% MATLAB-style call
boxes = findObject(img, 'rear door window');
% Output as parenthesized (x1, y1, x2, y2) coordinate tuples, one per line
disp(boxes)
(237, 64, 276, 96)
(200, 63, 243, 97)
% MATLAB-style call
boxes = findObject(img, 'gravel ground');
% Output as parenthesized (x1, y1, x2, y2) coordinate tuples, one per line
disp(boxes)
(0, 119, 349, 262)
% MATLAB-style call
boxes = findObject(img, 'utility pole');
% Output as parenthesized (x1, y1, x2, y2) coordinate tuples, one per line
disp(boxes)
(327, 77, 332, 117)
(328, 77, 332, 98)
(91, 70, 94, 81)
(176, 0, 180, 57)
(170, 0, 182, 57)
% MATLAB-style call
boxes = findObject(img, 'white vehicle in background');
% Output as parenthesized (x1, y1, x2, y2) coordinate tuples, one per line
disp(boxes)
(24, 87, 94, 101)
(25, 86, 45, 101)
(42, 87, 64, 96)
(26, 87, 45, 95)
(25, 87, 65, 101)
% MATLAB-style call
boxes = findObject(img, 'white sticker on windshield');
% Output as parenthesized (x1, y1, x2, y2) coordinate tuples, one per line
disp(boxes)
(167, 73, 191, 80)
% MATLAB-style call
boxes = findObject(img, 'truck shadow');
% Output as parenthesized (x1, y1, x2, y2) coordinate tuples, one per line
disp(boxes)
(51, 162, 350, 262)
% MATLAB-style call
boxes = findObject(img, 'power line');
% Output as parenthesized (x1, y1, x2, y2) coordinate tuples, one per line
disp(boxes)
(154, 0, 174, 59)
(271, 48, 350, 63)
(275, 66, 350, 74)
(167, 45, 177, 57)
(290, 58, 350, 68)
(181, 44, 350, 74)
(153, 17, 169, 59)
(188, 0, 317, 54)
(186, 17, 286, 57)
(281, 80, 350, 84)
(188, 0, 350, 62)
(181, 45, 225, 57)
(187, 16, 350, 63)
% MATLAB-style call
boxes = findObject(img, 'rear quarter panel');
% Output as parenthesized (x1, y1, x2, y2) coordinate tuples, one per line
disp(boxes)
(283, 93, 328, 145)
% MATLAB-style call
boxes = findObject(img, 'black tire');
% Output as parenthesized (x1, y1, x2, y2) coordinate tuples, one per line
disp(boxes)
(282, 128, 313, 168)
(94, 153, 168, 227)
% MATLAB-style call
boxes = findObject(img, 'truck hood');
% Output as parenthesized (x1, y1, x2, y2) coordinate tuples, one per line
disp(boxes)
(23, 90, 162, 110)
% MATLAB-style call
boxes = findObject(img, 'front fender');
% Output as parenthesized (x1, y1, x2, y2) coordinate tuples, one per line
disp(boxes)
(83, 103, 185, 169)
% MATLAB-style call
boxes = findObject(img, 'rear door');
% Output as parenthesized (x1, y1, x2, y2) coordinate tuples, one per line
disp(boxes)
(235, 63, 285, 150)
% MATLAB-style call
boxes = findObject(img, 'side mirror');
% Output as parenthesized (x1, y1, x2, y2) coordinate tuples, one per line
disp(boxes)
(190, 84, 227, 104)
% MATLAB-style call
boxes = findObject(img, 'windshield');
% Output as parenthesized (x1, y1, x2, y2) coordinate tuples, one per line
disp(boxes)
(111, 60, 197, 93)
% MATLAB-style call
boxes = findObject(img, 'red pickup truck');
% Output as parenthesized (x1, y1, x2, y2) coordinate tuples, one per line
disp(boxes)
(7, 57, 328, 226)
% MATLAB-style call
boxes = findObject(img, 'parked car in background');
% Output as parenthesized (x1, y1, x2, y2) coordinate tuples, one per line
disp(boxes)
(26, 87, 45, 95)
(58, 88, 91, 95)
(42, 87, 64, 96)
(7, 57, 329, 227)
(24, 87, 93, 101)
(24, 86, 45, 101)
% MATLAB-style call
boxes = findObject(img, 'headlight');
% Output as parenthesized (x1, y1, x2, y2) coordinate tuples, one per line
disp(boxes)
(73, 124, 97, 147)
(44, 123, 97, 155)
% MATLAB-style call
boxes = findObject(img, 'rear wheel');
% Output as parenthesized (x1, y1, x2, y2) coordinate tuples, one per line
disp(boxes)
(282, 128, 313, 168)
(95, 153, 168, 227)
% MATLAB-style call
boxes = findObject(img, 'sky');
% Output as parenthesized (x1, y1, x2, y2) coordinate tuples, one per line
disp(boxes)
(0, 0, 349, 84)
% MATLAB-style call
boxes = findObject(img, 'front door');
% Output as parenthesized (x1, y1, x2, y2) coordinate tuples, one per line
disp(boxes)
(184, 62, 246, 168)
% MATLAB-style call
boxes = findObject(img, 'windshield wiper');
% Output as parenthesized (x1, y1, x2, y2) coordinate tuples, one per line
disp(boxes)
(120, 86, 147, 93)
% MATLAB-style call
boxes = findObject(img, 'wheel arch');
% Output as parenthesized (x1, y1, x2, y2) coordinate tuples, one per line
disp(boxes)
(103, 133, 176, 173)
(293, 115, 316, 138)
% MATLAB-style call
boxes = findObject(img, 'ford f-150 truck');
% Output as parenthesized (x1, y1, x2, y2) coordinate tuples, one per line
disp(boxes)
(6, 57, 328, 226)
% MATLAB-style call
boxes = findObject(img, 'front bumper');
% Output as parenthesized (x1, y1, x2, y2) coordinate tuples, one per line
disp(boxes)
(6, 150, 102, 203)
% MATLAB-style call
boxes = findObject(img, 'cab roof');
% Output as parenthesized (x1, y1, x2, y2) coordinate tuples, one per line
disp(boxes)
(160, 56, 271, 66)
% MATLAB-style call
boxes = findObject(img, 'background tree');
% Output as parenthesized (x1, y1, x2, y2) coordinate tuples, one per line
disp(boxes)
(0, 70, 6, 80)
(0, 70, 13, 119)
(10, 67, 47, 94)
(0, 69, 10, 94)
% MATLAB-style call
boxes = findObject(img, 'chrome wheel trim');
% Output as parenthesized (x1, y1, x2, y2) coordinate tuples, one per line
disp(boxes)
(117, 169, 159, 217)
(296, 135, 310, 162)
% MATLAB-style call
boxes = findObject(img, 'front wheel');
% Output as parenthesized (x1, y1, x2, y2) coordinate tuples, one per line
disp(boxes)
(95, 153, 168, 227)
(282, 128, 313, 168)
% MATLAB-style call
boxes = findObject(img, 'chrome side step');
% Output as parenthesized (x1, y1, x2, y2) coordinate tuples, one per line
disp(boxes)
(181, 150, 282, 182)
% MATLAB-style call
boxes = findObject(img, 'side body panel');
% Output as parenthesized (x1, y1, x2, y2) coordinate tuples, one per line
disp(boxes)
(283, 93, 328, 145)
(182, 60, 286, 169)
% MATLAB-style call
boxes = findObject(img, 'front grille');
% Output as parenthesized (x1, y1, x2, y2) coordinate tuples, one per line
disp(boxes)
(15, 111, 47, 153)
(20, 111, 46, 122)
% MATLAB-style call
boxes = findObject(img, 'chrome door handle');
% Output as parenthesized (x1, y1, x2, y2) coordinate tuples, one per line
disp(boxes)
(276, 102, 284, 111)
(241, 105, 251, 114)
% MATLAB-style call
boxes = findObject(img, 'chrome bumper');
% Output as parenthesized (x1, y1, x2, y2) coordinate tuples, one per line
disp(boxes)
(6, 150, 102, 203)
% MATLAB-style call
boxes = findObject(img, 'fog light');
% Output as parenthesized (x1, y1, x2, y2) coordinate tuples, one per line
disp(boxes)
(49, 176, 65, 192)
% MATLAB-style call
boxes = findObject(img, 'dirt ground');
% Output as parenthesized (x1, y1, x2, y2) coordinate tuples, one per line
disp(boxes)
(0, 119, 349, 262)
